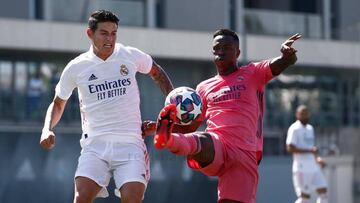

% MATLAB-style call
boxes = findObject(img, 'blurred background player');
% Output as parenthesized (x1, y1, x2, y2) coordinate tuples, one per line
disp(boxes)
(152, 29, 301, 203)
(286, 105, 328, 203)
(26, 71, 45, 118)
(39, 10, 173, 203)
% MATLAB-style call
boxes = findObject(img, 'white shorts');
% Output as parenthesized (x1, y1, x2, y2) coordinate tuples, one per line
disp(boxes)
(292, 169, 327, 196)
(75, 135, 150, 198)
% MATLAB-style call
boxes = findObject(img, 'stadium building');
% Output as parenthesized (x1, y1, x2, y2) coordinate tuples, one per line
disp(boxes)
(0, 0, 359, 202)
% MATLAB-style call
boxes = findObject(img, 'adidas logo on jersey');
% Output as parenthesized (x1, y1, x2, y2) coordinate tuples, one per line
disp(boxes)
(88, 74, 98, 81)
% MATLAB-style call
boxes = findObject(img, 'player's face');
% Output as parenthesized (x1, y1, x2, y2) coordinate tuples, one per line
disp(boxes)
(212, 35, 240, 69)
(296, 108, 310, 124)
(87, 22, 118, 60)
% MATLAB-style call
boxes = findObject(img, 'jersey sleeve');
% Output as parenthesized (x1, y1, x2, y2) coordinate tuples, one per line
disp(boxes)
(286, 125, 298, 146)
(127, 46, 153, 74)
(253, 60, 274, 87)
(55, 61, 76, 100)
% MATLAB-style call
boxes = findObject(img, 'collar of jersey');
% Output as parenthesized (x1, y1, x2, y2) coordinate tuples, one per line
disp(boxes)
(216, 67, 240, 79)
(296, 120, 308, 128)
(88, 44, 118, 62)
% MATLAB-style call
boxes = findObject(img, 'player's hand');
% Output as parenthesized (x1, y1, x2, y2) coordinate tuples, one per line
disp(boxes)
(310, 146, 319, 155)
(280, 33, 301, 64)
(141, 120, 157, 138)
(316, 156, 326, 168)
(40, 130, 56, 150)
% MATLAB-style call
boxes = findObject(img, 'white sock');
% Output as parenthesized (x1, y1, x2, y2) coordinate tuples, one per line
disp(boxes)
(295, 197, 310, 203)
(316, 193, 328, 203)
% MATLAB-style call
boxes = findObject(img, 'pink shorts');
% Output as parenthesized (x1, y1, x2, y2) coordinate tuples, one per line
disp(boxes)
(187, 133, 258, 203)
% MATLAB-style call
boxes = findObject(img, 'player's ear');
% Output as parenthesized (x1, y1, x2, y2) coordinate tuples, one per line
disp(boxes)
(86, 28, 93, 39)
(236, 48, 240, 58)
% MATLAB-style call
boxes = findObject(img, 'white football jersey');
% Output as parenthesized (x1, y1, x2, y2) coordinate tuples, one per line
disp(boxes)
(286, 120, 319, 172)
(55, 43, 152, 145)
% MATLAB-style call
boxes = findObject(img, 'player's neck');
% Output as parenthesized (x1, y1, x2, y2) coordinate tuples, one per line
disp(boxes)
(92, 46, 113, 61)
(218, 65, 238, 76)
(299, 120, 307, 126)
(94, 51, 111, 61)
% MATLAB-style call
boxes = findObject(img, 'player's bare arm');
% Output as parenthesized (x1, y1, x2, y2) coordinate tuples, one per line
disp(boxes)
(40, 96, 67, 150)
(316, 156, 326, 168)
(148, 61, 174, 95)
(270, 33, 302, 76)
(286, 144, 318, 155)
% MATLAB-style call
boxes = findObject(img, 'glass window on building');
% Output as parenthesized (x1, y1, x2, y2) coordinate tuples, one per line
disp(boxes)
(0, 61, 13, 90)
(0, 58, 80, 122)
(355, 83, 360, 125)
(14, 62, 28, 120)
(0, 61, 13, 120)
(15, 62, 27, 93)
(265, 74, 344, 129)
(43, 0, 146, 26)
(24, 62, 47, 120)
(87, 0, 146, 26)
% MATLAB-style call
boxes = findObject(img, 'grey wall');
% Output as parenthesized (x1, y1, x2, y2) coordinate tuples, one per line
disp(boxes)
(0, 132, 219, 203)
(0, 132, 296, 203)
(338, 128, 360, 202)
(0, 132, 79, 203)
(1, 19, 360, 68)
(257, 157, 297, 202)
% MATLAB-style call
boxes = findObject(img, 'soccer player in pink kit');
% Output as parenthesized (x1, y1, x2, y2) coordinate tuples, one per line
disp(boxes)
(153, 29, 301, 203)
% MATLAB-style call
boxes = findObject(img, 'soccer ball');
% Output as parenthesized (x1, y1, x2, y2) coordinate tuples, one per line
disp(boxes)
(165, 87, 203, 125)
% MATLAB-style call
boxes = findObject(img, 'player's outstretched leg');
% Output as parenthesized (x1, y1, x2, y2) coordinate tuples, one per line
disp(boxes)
(154, 104, 177, 149)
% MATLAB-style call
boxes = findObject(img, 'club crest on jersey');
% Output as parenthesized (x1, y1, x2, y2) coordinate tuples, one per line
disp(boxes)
(120, 64, 129, 76)
(237, 76, 244, 81)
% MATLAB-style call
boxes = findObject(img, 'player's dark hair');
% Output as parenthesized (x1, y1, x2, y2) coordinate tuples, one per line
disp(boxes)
(213, 29, 239, 46)
(88, 10, 119, 32)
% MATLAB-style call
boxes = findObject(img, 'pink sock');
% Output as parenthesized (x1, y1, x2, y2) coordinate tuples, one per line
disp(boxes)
(167, 133, 201, 155)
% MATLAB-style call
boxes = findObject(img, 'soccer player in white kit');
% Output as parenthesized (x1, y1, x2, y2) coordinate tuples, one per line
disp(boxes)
(286, 105, 328, 203)
(39, 10, 173, 203)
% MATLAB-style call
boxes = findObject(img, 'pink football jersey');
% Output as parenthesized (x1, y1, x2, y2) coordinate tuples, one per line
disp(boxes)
(196, 60, 273, 151)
